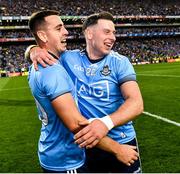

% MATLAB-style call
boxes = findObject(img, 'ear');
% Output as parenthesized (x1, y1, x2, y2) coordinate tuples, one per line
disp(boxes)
(37, 30, 47, 43)
(85, 28, 93, 40)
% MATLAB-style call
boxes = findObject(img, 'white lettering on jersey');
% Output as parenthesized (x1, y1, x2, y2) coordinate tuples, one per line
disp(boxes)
(76, 79, 109, 101)
(78, 84, 88, 95)
(74, 64, 97, 76)
(74, 65, 84, 72)
(34, 98, 48, 126)
(86, 67, 96, 76)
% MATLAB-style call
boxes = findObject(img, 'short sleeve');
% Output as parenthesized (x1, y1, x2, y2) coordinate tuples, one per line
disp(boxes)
(113, 53, 136, 85)
(40, 63, 73, 101)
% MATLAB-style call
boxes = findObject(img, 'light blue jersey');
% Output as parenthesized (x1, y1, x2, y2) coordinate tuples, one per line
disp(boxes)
(28, 62, 85, 171)
(61, 50, 136, 144)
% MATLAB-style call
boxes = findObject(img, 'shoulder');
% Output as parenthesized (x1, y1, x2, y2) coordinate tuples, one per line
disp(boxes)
(61, 49, 84, 64)
(40, 63, 71, 86)
(62, 49, 81, 57)
(38, 62, 67, 77)
(107, 51, 131, 67)
(109, 50, 129, 62)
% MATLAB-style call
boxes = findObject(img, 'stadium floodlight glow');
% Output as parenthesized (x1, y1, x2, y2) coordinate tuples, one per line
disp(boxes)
(0, 7, 6, 10)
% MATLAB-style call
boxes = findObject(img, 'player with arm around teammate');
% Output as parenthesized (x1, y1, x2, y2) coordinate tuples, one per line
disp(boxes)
(60, 12, 144, 173)
(28, 10, 140, 173)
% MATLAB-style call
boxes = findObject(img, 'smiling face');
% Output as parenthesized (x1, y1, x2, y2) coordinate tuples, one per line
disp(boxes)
(44, 15, 68, 56)
(86, 19, 116, 59)
(37, 15, 68, 57)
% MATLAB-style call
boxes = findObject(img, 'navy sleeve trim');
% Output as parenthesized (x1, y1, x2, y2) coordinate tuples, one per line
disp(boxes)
(50, 90, 72, 102)
(119, 79, 137, 86)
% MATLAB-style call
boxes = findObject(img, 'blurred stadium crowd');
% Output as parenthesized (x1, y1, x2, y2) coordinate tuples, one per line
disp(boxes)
(1, 0, 180, 16)
(0, 0, 180, 76)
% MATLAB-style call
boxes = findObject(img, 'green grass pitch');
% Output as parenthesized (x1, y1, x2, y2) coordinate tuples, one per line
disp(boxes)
(0, 62, 179, 172)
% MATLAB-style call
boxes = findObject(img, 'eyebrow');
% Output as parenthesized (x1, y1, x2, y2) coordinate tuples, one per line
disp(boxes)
(54, 23, 63, 29)
(103, 28, 116, 32)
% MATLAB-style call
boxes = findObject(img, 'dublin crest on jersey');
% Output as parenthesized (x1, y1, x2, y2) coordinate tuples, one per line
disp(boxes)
(100, 65, 111, 76)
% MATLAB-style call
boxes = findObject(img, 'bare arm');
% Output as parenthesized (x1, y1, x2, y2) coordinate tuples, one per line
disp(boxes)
(110, 81, 144, 127)
(96, 136, 139, 166)
(52, 92, 139, 166)
(25, 45, 56, 70)
(75, 81, 143, 143)
(51, 93, 109, 146)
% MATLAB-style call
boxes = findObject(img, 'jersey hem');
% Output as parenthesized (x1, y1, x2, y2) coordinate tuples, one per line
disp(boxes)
(117, 135, 136, 144)
(39, 159, 85, 171)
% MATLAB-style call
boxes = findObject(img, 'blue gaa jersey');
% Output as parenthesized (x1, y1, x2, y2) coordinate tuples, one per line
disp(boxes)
(61, 50, 136, 144)
(28, 62, 85, 171)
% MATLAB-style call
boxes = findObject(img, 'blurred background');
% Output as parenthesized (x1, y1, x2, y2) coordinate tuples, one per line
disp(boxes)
(0, 0, 180, 172)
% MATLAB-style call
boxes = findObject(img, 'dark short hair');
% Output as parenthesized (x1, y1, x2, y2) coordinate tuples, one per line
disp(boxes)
(82, 11, 114, 32)
(28, 10, 60, 34)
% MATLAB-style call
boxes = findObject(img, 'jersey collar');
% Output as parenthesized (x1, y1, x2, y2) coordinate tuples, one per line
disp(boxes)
(48, 51, 59, 60)
(82, 49, 106, 63)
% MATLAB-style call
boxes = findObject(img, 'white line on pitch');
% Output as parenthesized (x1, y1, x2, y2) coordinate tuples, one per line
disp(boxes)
(0, 86, 29, 91)
(143, 111, 180, 127)
(137, 74, 180, 78)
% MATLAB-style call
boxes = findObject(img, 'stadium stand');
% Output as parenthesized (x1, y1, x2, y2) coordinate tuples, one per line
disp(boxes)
(0, 0, 180, 76)
(1, 0, 180, 16)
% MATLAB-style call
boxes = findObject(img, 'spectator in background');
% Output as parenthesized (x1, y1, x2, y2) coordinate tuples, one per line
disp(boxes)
(1, 0, 180, 16)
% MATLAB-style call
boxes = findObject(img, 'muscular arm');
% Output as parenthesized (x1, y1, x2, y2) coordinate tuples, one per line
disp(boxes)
(77, 81, 143, 148)
(110, 81, 144, 127)
(51, 93, 108, 136)
(74, 77, 143, 144)
(52, 92, 139, 166)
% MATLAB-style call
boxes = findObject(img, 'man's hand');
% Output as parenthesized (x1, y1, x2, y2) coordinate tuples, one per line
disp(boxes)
(114, 144, 139, 166)
(74, 119, 109, 148)
(30, 47, 57, 70)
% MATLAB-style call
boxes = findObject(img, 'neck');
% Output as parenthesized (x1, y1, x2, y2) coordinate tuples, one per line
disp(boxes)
(41, 43, 60, 59)
(86, 45, 103, 60)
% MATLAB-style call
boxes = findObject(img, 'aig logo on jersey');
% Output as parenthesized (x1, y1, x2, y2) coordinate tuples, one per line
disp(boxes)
(76, 79, 109, 101)
(100, 65, 111, 76)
